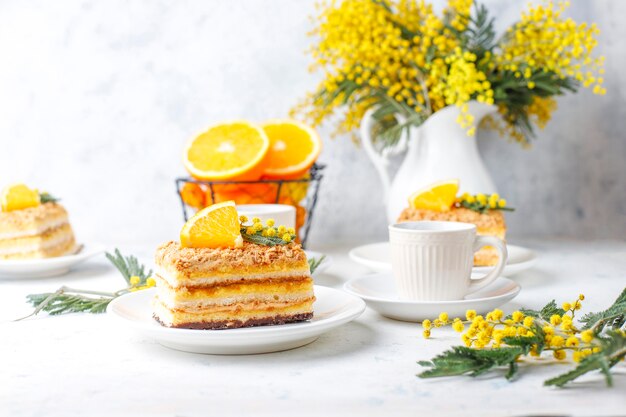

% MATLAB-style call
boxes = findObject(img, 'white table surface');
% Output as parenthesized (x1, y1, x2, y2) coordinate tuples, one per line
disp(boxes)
(1, 238, 625, 417)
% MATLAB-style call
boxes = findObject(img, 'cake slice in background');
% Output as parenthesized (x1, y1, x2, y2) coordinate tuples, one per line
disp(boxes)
(397, 180, 512, 267)
(153, 200, 315, 330)
(0, 184, 77, 260)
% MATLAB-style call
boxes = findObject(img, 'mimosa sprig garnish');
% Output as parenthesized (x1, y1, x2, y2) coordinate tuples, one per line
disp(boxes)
(239, 216, 297, 246)
(456, 192, 514, 214)
(418, 288, 626, 387)
(239, 216, 324, 273)
(39, 192, 60, 204)
(17, 249, 155, 320)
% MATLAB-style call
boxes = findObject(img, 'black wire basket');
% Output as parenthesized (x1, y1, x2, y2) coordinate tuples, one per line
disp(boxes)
(176, 164, 325, 248)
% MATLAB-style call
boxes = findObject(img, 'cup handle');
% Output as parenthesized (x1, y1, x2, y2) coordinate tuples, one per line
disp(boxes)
(467, 236, 508, 294)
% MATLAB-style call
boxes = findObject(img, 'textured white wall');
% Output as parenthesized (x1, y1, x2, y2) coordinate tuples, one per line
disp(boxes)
(0, 0, 624, 248)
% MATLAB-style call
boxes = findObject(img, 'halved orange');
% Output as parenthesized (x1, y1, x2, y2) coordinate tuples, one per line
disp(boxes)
(261, 120, 321, 179)
(180, 200, 243, 248)
(1, 184, 41, 212)
(184, 121, 270, 181)
(408, 180, 459, 212)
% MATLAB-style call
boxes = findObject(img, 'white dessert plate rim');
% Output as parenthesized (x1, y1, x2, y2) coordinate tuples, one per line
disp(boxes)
(343, 273, 520, 322)
(0, 243, 105, 279)
(0, 243, 103, 266)
(108, 285, 365, 339)
(344, 273, 520, 305)
(348, 241, 536, 276)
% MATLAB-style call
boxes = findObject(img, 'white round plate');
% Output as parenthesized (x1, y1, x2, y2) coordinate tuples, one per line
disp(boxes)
(344, 273, 520, 322)
(304, 250, 333, 276)
(0, 244, 105, 279)
(349, 242, 536, 276)
(107, 285, 365, 355)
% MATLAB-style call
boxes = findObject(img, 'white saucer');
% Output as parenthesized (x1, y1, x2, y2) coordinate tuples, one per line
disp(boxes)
(343, 274, 520, 322)
(304, 250, 333, 276)
(0, 244, 105, 279)
(108, 285, 365, 355)
(349, 242, 536, 276)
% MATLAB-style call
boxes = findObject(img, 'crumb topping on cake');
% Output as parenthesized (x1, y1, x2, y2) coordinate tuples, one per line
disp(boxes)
(0, 203, 69, 232)
(398, 206, 505, 229)
(155, 241, 308, 274)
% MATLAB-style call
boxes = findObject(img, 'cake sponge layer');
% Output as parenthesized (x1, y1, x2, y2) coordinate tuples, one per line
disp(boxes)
(0, 203, 70, 238)
(474, 246, 499, 267)
(153, 298, 314, 329)
(155, 275, 314, 309)
(0, 224, 76, 259)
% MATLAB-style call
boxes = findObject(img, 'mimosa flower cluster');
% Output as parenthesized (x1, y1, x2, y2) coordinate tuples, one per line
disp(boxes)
(129, 275, 156, 292)
(418, 289, 626, 387)
(293, 0, 605, 145)
(422, 295, 601, 362)
(456, 192, 513, 213)
(239, 216, 296, 245)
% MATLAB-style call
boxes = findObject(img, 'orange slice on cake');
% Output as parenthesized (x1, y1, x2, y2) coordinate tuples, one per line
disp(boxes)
(408, 180, 459, 212)
(1, 184, 41, 212)
(180, 201, 243, 249)
(184, 121, 270, 181)
(261, 120, 321, 179)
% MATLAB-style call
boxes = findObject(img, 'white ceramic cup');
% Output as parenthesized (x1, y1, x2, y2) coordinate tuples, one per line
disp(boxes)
(236, 204, 296, 229)
(388, 221, 508, 301)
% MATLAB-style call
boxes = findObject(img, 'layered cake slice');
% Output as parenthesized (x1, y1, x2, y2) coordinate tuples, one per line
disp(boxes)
(0, 185, 77, 260)
(398, 181, 512, 266)
(153, 201, 314, 329)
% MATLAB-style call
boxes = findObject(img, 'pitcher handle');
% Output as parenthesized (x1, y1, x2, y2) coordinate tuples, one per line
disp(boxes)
(360, 108, 407, 201)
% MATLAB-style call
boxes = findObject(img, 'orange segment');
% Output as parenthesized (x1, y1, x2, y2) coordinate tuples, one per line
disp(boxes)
(261, 120, 321, 179)
(184, 121, 270, 181)
(408, 180, 459, 212)
(180, 183, 206, 209)
(180, 201, 243, 248)
(1, 184, 41, 212)
(212, 182, 279, 205)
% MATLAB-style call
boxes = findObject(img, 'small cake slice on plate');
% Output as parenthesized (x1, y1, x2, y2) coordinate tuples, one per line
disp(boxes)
(153, 201, 315, 330)
(0, 184, 77, 260)
(397, 180, 512, 266)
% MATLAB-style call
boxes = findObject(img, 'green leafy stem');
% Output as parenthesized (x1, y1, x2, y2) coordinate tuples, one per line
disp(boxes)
(308, 255, 326, 275)
(17, 249, 152, 319)
(418, 287, 626, 387)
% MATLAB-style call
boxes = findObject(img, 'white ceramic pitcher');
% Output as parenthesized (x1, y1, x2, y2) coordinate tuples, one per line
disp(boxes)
(360, 101, 498, 223)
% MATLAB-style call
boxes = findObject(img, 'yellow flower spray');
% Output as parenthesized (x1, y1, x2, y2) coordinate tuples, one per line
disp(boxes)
(293, 0, 605, 146)
(418, 289, 626, 387)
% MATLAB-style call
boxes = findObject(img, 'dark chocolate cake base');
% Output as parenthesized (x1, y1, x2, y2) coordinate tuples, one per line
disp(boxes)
(153, 312, 314, 330)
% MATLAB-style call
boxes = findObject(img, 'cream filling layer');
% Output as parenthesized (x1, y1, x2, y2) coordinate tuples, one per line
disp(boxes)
(157, 289, 315, 310)
(0, 233, 74, 255)
(156, 265, 311, 288)
(0, 219, 69, 240)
